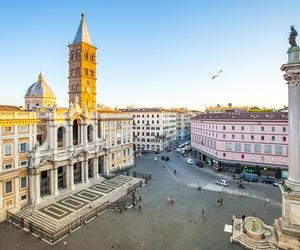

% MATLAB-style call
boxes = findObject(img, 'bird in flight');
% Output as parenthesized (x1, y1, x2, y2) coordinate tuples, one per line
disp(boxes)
(212, 69, 223, 80)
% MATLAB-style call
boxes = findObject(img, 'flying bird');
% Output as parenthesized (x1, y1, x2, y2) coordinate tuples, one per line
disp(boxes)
(212, 69, 223, 80)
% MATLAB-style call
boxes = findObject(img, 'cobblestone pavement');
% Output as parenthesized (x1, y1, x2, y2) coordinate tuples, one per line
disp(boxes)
(0, 156, 280, 250)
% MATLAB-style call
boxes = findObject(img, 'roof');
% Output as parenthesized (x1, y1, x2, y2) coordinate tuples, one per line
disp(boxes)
(120, 108, 177, 113)
(192, 112, 288, 122)
(0, 105, 21, 111)
(25, 73, 56, 99)
(73, 14, 92, 45)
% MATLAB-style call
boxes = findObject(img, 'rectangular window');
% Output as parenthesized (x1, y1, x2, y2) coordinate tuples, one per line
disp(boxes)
(5, 181, 12, 194)
(264, 145, 272, 154)
(4, 126, 12, 132)
(283, 127, 286, 132)
(223, 126, 226, 130)
(275, 145, 282, 155)
(19, 142, 28, 153)
(19, 125, 28, 132)
(261, 136, 264, 141)
(241, 126, 244, 131)
(4, 144, 12, 156)
(272, 136, 275, 141)
(3, 164, 13, 170)
(235, 143, 241, 152)
(20, 177, 27, 188)
(244, 144, 251, 153)
(21, 195, 27, 200)
(272, 127, 275, 132)
(283, 136, 286, 142)
(261, 126, 264, 131)
(232, 134, 235, 139)
(111, 153, 114, 160)
(254, 144, 261, 153)
(226, 143, 232, 151)
(251, 135, 254, 140)
(223, 134, 226, 139)
(241, 135, 244, 140)
(232, 126, 235, 130)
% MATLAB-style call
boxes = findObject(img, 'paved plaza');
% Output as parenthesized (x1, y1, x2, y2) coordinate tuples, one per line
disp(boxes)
(0, 155, 281, 250)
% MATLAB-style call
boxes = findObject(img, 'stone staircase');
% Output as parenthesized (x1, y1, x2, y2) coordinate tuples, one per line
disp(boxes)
(13, 177, 143, 236)
(231, 218, 279, 250)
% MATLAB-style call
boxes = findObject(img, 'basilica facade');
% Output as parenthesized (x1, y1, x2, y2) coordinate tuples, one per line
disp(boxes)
(0, 14, 133, 221)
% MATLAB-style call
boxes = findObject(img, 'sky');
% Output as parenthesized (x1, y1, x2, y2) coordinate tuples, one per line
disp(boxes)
(0, 0, 299, 110)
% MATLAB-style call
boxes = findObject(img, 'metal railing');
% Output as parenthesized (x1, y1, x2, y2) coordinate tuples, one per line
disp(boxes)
(7, 198, 123, 245)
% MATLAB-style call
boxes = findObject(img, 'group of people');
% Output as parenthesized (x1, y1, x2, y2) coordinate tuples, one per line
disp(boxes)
(217, 198, 224, 206)
(166, 196, 176, 205)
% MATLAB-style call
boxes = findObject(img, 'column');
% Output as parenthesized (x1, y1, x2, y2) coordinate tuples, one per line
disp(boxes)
(83, 160, 89, 183)
(28, 173, 35, 204)
(35, 174, 41, 204)
(80, 125, 84, 145)
(0, 182, 2, 209)
(104, 155, 109, 174)
(53, 168, 59, 195)
(83, 124, 88, 145)
(53, 126, 58, 149)
(69, 125, 73, 147)
(14, 177, 20, 206)
(94, 157, 99, 179)
(69, 164, 75, 189)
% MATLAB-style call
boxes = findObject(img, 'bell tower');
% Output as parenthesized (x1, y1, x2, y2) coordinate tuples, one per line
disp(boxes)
(68, 14, 97, 110)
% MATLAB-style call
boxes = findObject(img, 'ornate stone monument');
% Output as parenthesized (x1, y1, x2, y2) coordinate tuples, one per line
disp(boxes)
(274, 25, 300, 250)
(231, 26, 300, 250)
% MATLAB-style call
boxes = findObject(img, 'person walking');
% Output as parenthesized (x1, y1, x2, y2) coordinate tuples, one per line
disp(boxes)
(139, 204, 142, 211)
(139, 195, 142, 202)
(202, 209, 205, 217)
(220, 198, 223, 206)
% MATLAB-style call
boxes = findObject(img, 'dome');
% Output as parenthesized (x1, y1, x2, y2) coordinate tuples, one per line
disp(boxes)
(25, 73, 56, 99)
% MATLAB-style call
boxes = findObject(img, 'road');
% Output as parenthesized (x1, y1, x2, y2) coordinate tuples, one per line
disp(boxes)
(143, 150, 282, 206)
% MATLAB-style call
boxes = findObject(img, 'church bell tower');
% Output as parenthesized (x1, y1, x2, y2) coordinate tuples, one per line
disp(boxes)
(68, 14, 97, 110)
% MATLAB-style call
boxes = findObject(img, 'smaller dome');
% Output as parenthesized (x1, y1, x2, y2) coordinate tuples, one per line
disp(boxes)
(25, 73, 56, 99)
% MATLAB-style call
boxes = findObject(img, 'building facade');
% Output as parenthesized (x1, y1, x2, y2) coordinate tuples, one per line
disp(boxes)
(171, 108, 194, 142)
(191, 112, 288, 178)
(121, 108, 176, 152)
(0, 14, 133, 221)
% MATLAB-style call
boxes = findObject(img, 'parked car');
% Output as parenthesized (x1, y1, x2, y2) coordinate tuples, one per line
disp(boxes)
(261, 177, 275, 184)
(273, 181, 282, 187)
(216, 179, 229, 187)
(240, 173, 259, 182)
(186, 158, 194, 165)
(196, 161, 204, 168)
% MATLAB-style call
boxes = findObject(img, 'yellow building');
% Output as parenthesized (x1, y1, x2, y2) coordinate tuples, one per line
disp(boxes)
(0, 14, 133, 221)
(0, 105, 38, 221)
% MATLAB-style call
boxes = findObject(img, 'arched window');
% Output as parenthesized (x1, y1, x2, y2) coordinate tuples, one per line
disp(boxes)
(73, 119, 79, 145)
(87, 125, 93, 143)
(57, 126, 66, 147)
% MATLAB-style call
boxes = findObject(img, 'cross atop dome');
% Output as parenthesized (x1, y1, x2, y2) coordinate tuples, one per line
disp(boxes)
(72, 13, 92, 45)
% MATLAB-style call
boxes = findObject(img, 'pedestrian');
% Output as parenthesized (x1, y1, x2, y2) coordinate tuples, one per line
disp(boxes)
(220, 198, 223, 206)
(139, 195, 142, 202)
(202, 209, 205, 217)
(133, 201, 136, 208)
(242, 214, 246, 223)
(174, 169, 176, 175)
(139, 204, 142, 211)
(217, 199, 220, 206)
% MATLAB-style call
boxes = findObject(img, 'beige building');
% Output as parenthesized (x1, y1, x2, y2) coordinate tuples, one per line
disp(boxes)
(0, 14, 133, 221)
(121, 108, 176, 152)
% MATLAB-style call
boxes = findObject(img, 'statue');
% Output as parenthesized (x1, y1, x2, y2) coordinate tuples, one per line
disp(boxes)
(289, 25, 298, 48)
